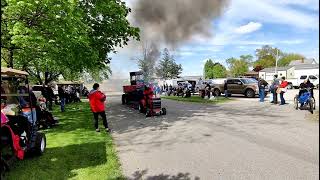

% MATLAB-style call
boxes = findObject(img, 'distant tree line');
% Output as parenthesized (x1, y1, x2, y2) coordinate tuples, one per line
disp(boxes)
(203, 45, 306, 78)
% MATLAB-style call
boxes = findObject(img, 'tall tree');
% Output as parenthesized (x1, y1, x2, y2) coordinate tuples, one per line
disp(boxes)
(1, 0, 139, 84)
(137, 43, 160, 82)
(204, 59, 214, 79)
(226, 57, 250, 77)
(204, 60, 227, 79)
(254, 45, 283, 68)
(156, 48, 182, 79)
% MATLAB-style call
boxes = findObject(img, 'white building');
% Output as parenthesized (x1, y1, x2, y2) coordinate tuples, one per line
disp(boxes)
(259, 64, 319, 82)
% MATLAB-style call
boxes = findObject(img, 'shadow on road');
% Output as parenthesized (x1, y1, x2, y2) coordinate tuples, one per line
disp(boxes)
(128, 169, 200, 180)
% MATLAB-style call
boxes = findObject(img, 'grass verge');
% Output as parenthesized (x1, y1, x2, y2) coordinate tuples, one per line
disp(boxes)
(162, 95, 231, 104)
(6, 102, 124, 180)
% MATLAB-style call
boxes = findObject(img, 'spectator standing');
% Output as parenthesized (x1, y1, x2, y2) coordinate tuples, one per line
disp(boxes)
(46, 85, 54, 110)
(58, 86, 66, 112)
(278, 77, 288, 105)
(224, 80, 228, 98)
(88, 83, 110, 132)
(270, 75, 280, 104)
(258, 78, 268, 102)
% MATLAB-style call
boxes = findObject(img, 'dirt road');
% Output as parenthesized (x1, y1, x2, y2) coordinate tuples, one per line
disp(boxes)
(107, 95, 319, 180)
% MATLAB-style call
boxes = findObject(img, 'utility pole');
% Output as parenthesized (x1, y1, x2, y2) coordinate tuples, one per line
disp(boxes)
(275, 49, 279, 74)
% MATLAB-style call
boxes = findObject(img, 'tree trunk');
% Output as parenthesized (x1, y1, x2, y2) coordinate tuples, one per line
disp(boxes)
(8, 47, 14, 68)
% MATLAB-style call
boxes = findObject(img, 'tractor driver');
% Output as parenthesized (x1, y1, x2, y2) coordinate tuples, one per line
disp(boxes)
(143, 85, 154, 108)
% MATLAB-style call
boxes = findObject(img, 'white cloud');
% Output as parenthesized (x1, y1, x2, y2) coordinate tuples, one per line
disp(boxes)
(225, 0, 318, 30)
(234, 22, 262, 34)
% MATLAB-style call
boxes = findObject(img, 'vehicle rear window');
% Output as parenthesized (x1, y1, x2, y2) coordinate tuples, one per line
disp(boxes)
(226, 79, 234, 84)
(300, 76, 307, 79)
(309, 75, 317, 79)
(241, 79, 257, 84)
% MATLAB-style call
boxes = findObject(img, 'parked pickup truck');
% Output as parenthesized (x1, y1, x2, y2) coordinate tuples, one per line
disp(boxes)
(212, 78, 263, 98)
(286, 75, 319, 89)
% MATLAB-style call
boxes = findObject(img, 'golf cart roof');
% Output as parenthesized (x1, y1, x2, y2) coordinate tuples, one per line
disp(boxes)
(54, 80, 84, 85)
(1, 67, 29, 76)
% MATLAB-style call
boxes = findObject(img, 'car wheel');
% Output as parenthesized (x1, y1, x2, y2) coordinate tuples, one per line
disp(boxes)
(245, 89, 255, 98)
(214, 89, 221, 96)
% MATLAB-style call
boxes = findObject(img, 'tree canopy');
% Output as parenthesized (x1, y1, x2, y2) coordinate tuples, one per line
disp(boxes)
(253, 45, 282, 68)
(156, 48, 182, 79)
(253, 45, 306, 68)
(204, 59, 227, 79)
(1, 0, 139, 84)
(226, 55, 252, 77)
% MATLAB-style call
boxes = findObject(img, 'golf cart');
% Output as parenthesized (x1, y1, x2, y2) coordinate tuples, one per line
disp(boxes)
(1, 68, 46, 176)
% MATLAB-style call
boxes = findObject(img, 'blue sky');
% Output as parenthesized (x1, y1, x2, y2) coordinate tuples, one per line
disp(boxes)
(109, 0, 319, 78)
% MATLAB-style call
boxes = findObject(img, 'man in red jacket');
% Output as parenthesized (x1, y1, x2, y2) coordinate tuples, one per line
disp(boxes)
(88, 83, 110, 132)
(278, 77, 289, 105)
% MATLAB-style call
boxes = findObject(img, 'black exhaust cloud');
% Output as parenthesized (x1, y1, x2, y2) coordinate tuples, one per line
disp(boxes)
(132, 0, 230, 47)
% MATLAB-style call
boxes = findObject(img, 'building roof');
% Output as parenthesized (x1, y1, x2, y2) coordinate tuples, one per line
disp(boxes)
(294, 64, 319, 70)
(259, 66, 293, 73)
(181, 76, 202, 80)
(289, 59, 317, 66)
(245, 71, 259, 75)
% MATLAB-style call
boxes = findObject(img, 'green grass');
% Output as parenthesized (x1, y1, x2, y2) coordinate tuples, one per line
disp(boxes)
(6, 103, 124, 180)
(162, 95, 231, 104)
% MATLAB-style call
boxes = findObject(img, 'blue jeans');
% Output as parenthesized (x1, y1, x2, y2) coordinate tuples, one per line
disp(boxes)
(280, 92, 285, 105)
(259, 88, 265, 102)
(22, 109, 37, 125)
(224, 90, 228, 98)
(60, 98, 66, 112)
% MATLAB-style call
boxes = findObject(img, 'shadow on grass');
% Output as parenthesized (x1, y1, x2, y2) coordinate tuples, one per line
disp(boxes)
(6, 142, 106, 180)
(129, 169, 200, 180)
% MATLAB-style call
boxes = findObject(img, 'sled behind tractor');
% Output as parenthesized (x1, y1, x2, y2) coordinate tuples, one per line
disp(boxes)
(121, 71, 166, 117)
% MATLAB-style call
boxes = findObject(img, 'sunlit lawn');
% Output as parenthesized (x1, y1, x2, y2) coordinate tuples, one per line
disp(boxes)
(162, 95, 231, 104)
(6, 102, 124, 180)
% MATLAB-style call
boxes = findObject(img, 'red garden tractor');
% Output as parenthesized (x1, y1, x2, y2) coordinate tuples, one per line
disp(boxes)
(121, 71, 166, 117)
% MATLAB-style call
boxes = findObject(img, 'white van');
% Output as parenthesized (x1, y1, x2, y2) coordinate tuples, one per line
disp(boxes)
(287, 75, 319, 89)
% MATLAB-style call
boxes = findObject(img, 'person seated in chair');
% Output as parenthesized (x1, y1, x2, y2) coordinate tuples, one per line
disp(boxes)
(299, 79, 315, 98)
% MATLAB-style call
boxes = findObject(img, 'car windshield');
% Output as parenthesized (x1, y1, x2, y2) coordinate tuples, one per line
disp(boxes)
(241, 78, 257, 84)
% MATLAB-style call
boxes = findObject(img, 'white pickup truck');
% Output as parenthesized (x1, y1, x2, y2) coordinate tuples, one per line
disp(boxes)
(286, 75, 319, 89)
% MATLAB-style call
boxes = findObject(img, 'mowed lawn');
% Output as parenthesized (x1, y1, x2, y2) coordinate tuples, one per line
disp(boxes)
(162, 95, 231, 104)
(6, 102, 124, 180)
